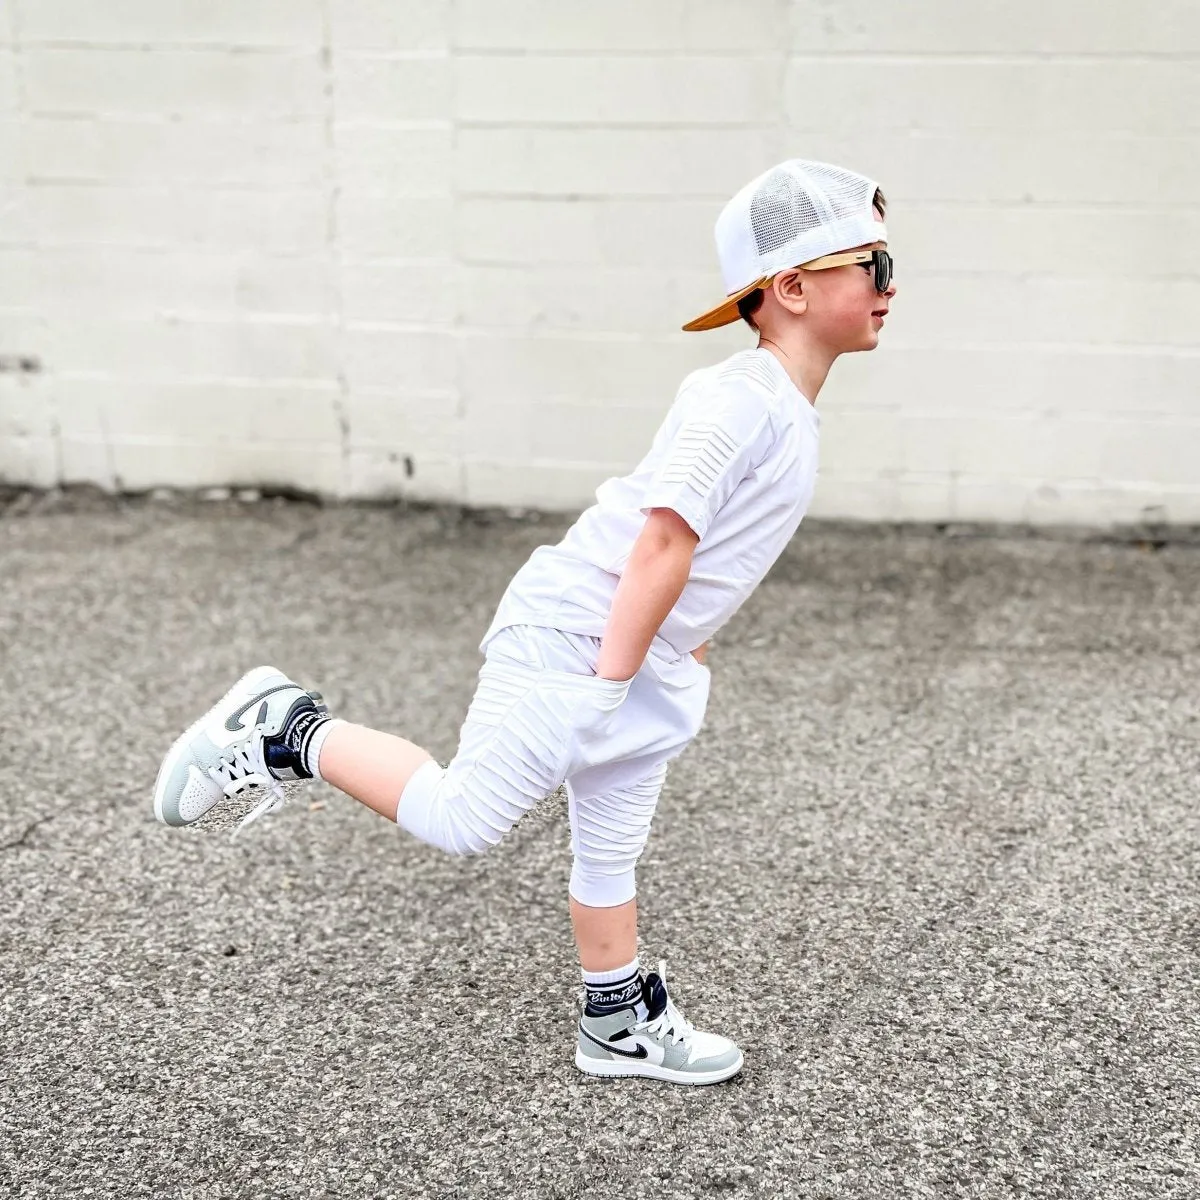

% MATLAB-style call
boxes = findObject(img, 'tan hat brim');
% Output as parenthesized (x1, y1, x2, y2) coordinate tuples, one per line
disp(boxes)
(681, 277, 770, 333)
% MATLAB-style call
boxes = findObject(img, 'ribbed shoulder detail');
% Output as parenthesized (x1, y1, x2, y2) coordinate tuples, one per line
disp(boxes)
(715, 349, 781, 398)
(699, 348, 816, 433)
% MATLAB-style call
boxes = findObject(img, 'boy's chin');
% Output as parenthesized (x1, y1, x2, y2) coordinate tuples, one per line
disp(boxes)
(843, 331, 880, 354)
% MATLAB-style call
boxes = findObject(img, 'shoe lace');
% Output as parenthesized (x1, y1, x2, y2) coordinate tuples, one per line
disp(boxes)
(205, 728, 286, 835)
(632, 960, 695, 1047)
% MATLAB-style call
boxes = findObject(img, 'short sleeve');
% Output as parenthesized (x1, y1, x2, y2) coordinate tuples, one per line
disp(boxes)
(639, 389, 775, 542)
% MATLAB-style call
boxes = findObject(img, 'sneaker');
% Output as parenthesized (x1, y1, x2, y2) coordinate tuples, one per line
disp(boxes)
(153, 665, 327, 832)
(575, 962, 744, 1086)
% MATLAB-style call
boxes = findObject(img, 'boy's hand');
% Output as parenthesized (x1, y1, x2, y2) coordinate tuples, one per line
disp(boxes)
(690, 641, 710, 665)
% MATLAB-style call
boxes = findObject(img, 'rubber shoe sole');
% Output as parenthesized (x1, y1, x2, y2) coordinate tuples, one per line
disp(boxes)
(574, 1045, 744, 1086)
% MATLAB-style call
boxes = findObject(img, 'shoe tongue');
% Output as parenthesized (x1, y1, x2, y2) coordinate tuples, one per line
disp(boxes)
(642, 972, 669, 1020)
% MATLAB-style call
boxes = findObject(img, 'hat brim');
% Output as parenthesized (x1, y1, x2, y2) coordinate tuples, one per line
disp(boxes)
(681, 277, 769, 333)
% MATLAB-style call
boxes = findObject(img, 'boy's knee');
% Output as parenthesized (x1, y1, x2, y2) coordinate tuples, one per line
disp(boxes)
(567, 774, 663, 906)
(422, 801, 503, 857)
(396, 763, 502, 857)
(441, 823, 496, 857)
(569, 865, 637, 909)
(569, 821, 651, 906)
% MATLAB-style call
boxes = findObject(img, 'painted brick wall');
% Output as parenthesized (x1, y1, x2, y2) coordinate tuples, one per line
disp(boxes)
(2, 0, 1197, 525)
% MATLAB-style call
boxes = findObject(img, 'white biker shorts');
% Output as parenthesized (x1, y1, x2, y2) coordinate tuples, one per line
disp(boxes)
(398, 624, 711, 907)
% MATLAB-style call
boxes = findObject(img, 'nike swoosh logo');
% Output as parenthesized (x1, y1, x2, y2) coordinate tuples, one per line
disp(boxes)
(579, 1026, 647, 1060)
(225, 685, 294, 733)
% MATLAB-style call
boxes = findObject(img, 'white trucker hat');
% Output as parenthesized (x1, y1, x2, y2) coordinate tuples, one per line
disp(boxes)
(683, 158, 886, 332)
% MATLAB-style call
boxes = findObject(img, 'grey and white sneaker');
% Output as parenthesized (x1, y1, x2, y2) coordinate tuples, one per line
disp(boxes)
(576, 962, 744, 1086)
(153, 665, 326, 832)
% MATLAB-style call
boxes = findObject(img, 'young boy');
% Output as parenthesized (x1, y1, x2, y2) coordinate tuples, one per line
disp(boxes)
(153, 158, 896, 1086)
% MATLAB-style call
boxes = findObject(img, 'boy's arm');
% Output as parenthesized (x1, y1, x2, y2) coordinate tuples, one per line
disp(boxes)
(594, 508, 699, 681)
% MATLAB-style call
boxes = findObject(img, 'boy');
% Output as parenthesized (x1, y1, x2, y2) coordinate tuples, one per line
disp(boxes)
(153, 158, 896, 1086)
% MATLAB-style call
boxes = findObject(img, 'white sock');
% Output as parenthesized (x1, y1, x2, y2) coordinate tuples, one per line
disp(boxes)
(582, 958, 640, 987)
(306, 717, 346, 781)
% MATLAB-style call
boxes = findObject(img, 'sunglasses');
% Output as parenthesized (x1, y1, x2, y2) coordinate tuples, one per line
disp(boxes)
(800, 248, 894, 294)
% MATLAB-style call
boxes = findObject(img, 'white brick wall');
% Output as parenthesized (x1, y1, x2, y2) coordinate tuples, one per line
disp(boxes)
(2, 0, 1198, 526)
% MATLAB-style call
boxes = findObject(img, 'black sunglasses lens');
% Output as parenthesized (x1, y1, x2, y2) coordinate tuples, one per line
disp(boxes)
(874, 250, 892, 292)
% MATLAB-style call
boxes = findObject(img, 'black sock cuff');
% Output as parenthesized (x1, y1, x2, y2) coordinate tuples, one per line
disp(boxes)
(584, 970, 643, 1015)
(283, 707, 323, 756)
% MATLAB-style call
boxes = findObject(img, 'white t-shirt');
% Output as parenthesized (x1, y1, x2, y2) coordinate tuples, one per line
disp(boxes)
(480, 347, 820, 677)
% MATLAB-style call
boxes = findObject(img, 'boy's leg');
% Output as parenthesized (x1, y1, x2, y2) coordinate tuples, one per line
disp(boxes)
(154, 636, 578, 851)
(570, 895, 638, 974)
(299, 623, 585, 847)
(567, 763, 667, 972)
(568, 764, 743, 1085)
(314, 724, 433, 821)
(309, 692, 566, 858)
(296, 647, 589, 855)
(152, 667, 442, 831)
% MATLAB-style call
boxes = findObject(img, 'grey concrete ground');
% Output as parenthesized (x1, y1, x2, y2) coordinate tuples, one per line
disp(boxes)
(1, 491, 1197, 1200)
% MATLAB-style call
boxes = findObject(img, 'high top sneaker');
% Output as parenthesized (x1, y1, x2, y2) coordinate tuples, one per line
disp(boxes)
(576, 961, 744, 1085)
(153, 666, 327, 832)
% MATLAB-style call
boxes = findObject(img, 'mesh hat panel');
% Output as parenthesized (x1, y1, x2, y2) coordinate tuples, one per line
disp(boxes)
(749, 168, 826, 257)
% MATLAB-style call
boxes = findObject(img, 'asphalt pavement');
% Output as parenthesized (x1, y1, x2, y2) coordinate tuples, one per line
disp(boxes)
(1, 490, 1197, 1199)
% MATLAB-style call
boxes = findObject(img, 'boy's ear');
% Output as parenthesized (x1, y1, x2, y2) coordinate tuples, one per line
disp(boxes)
(771, 270, 808, 316)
